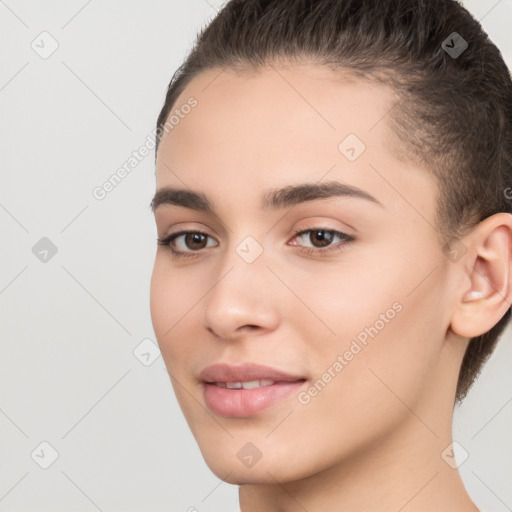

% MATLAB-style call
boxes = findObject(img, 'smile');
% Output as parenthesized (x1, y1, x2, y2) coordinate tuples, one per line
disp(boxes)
(199, 363, 307, 417)
(212, 379, 275, 389)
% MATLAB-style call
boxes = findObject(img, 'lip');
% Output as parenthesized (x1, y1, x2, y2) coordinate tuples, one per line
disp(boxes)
(199, 362, 305, 383)
(199, 363, 306, 417)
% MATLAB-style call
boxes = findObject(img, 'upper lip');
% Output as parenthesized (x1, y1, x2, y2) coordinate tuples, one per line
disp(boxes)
(199, 363, 305, 383)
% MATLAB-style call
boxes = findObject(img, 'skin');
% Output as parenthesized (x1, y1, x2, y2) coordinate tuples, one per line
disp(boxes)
(150, 62, 512, 511)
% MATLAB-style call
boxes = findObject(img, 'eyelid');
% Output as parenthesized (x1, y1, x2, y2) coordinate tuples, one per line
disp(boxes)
(157, 224, 355, 259)
(288, 226, 354, 250)
(157, 229, 218, 251)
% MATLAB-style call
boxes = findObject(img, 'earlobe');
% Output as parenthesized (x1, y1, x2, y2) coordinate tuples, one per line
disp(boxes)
(450, 213, 512, 339)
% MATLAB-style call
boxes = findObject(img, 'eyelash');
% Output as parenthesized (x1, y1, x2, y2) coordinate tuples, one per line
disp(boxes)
(157, 227, 355, 259)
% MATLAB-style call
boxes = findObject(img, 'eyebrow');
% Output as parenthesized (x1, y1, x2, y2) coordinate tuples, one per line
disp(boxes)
(150, 180, 383, 213)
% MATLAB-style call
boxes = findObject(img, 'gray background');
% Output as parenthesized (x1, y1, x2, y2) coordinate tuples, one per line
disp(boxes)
(1, 1, 511, 511)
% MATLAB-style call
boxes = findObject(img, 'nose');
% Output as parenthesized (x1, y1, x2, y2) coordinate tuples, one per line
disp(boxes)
(203, 245, 280, 340)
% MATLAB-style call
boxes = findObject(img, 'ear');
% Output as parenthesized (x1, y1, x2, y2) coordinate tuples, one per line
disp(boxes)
(450, 212, 512, 338)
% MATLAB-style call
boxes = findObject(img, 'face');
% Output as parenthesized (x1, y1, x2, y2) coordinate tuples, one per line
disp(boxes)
(150, 63, 458, 484)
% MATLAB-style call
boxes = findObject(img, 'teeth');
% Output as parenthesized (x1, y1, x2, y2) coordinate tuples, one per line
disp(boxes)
(214, 379, 275, 389)
(241, 379, 271, 389)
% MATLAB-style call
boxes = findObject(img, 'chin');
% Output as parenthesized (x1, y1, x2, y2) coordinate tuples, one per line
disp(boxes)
(193, 434, 322, 485)
(202, 455, 300, 485)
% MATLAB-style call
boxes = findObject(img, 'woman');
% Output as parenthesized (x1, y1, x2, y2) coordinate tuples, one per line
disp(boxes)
(150, 0, 512, 509)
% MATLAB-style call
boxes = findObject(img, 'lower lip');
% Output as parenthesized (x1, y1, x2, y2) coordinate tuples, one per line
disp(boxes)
(203, 381, 305, 417)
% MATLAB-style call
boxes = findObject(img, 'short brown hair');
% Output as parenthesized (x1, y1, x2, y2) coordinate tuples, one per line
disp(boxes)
(155, 0, 512, 402)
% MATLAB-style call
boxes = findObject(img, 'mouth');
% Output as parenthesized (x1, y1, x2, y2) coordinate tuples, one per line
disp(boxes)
(199, 363, 307, 417)
(211, 379, 277, 389)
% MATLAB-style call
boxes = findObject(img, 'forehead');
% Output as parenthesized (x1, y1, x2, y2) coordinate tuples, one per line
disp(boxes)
(155, 63, 436, 217)
(158, 64, 400, 167)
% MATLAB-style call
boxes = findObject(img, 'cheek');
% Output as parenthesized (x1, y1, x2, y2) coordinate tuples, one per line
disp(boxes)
(282, 260, 397, 346)
(150, 258, 213, 382)
(290, 299, 439, 460)
(149, 261, 172, 339)
(150, 257, 198, 330)
(150, 261, 191, 362)
(295, 248, 445, 405)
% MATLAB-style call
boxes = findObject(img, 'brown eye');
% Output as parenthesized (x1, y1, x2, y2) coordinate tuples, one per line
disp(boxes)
(184, 232, 208, 250)
(308, 230, 334, 247)
(157, 230, 218, 258)
(289, 228, 355, 257)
